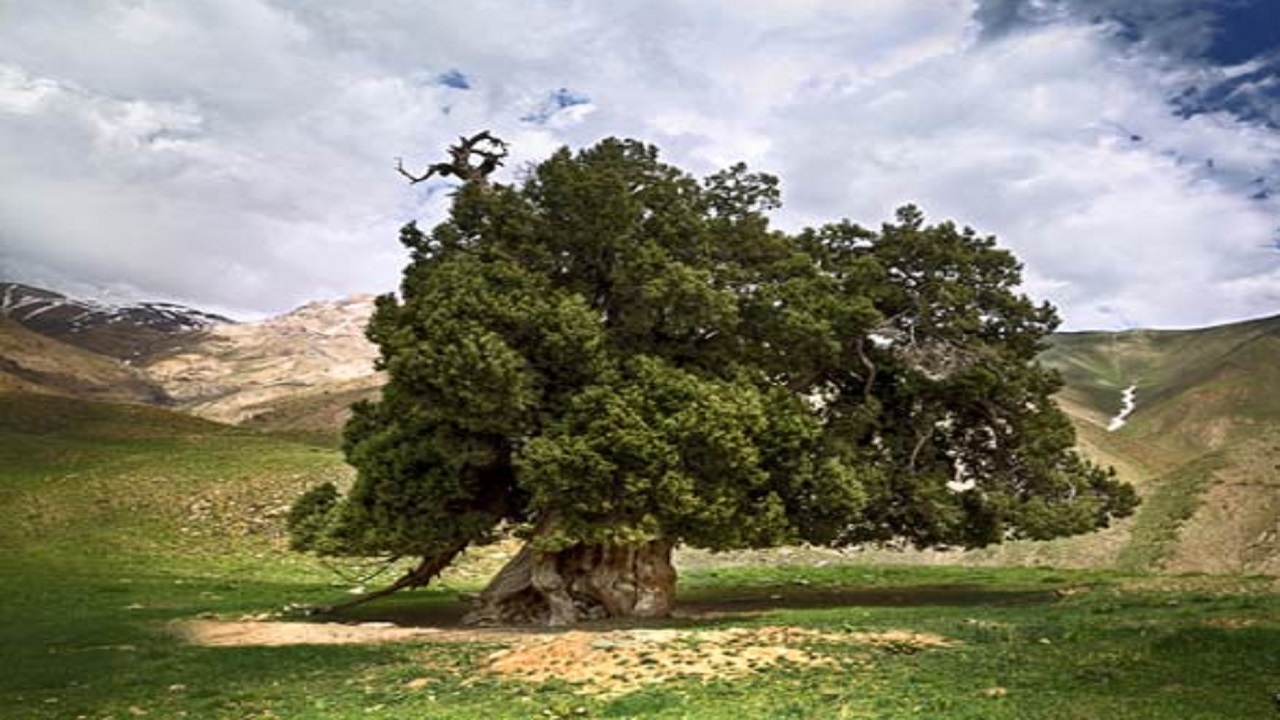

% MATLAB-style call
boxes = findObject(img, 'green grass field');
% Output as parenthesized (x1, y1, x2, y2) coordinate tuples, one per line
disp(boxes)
(3, 392, 1279, 719)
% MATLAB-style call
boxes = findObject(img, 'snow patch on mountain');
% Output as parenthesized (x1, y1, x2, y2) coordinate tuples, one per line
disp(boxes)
(0, 282, 231, 333)
(1107, 384, 1138, 432)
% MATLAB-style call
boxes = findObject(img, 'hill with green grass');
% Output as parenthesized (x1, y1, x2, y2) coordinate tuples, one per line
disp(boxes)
(1034, 313, 1280, 574)
(0, 391, 353, 565)
(1043, 314, 1280, 454)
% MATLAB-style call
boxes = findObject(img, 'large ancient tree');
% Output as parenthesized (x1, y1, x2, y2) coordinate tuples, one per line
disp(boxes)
(289, 137, 1136, 625)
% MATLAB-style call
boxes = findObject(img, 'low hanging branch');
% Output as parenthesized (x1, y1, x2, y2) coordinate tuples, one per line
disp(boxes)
(396, 130, 509, 186)
(311, 544, 467, 614)
(316, 554, 404, 587)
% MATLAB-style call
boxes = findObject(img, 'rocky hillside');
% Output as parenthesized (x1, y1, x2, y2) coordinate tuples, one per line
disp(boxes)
(140, 295, 382, 433)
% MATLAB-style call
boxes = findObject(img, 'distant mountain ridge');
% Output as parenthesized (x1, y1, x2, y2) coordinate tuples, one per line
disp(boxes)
(0, 315, 167, 404)
(0, 282, 233, 360)
(0, 282, 380, 443)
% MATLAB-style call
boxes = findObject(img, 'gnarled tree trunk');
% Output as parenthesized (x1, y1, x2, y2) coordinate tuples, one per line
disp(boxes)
(463, 522, 676, 626)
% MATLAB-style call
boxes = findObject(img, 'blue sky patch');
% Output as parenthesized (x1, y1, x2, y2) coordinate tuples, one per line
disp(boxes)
(1205, 0, 1280, 65)
(521, 87, 591, 124)
(437, 69, 471, 90)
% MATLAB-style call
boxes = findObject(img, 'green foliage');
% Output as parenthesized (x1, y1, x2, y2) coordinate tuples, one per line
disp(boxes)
(286, 482, 340, 552)
(293, 137, 1136, 560)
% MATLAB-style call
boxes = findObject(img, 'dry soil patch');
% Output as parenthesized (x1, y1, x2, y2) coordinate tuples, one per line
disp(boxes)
(178, 619, 956, 695)
(480, 626, 954, 695)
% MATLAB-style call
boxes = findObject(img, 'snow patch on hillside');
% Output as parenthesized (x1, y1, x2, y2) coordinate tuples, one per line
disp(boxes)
(1107, 385, 1138, 432)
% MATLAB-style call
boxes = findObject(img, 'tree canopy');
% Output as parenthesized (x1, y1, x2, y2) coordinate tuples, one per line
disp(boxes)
(289, 137, 1136, 623)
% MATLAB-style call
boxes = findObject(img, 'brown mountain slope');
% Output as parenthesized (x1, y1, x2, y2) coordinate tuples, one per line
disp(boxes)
(0, 316, 166, 404)
(1160, 426, 1280, 575)
(0, 284, 382, 442)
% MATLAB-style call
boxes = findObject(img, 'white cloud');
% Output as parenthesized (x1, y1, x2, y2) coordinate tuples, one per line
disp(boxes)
(0, 66, 61, 113)
(763, 22, 1280, 329)
(0, 0, 1276, 330)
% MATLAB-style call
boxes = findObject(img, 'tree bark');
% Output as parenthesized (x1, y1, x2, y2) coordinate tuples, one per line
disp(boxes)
(463, 523, 676, 626)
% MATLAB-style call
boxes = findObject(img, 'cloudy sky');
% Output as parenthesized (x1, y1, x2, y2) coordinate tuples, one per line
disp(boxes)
(1, 0, 1278, 329)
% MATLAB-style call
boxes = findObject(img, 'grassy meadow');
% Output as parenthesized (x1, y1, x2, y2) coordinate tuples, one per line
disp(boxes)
(3, 391, 1280, 719)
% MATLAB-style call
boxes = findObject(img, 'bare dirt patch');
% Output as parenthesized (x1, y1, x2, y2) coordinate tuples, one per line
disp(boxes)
(178, 618, 956, 695)
(175, 619, 532, 647)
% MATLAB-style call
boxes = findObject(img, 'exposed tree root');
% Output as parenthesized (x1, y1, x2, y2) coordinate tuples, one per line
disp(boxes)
(464, 534, 677, 626)
(307, 520, 677, 626)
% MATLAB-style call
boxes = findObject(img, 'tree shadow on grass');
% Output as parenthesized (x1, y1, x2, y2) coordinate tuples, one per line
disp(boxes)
(322, 582, 1059, 633)
(680, 583, 1056, 613)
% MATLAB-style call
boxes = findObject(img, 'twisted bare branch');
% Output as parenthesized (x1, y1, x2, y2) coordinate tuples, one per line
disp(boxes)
(396, 130, 509, 186)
